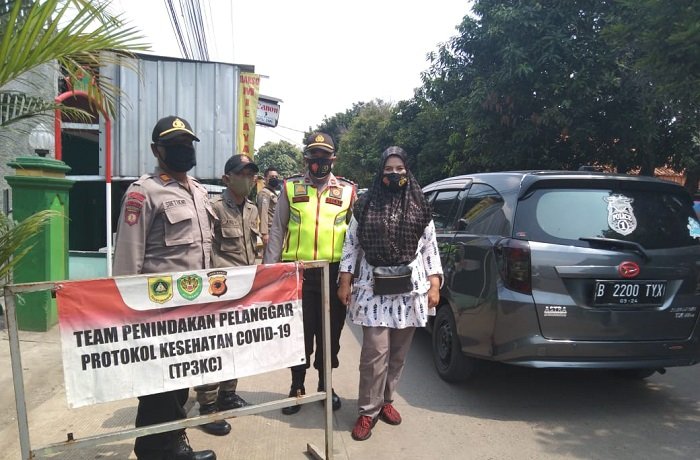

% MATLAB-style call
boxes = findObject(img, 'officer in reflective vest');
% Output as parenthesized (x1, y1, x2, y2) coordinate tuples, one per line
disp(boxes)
(264, 132, 356, 414)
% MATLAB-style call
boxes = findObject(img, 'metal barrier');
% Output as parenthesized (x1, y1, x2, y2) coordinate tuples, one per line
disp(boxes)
(4, 260, 334, 459)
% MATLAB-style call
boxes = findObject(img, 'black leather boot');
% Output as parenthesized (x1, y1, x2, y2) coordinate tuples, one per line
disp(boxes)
(198, 403, 231, 437)
(317, 370, 341, 411)
(281, 386, 305, 415)
(281, 368, 306, 415)
(217, 390, 248, 410)
(170, 431, 216, 460)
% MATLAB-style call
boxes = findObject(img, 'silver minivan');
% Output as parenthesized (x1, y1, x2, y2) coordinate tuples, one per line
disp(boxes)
(423, 171, 700, 381)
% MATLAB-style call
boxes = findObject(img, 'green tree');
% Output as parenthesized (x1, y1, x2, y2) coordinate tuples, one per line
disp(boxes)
(313, 102, 369, 149)
(419, 0, 691, 176)
(333, 99, 395, 187)
(605, 0, 700, 190)
(255, 140, 303, 178)
(0, 0, 147, 296)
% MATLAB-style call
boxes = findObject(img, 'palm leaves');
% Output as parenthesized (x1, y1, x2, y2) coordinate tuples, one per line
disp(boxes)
(0, 209, 59, 284)
(0, 0, 150, 125)
(0, 0, 150, 288)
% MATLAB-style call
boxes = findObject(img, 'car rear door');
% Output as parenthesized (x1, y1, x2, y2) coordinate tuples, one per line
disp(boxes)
(514, 181, 700, 341)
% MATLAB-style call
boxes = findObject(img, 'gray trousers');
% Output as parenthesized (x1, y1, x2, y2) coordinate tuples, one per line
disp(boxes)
(358, 326, 416, 418)
(194, 379, 238, 406)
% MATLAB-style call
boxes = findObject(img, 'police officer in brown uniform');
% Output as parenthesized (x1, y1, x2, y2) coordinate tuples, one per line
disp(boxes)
(194, 154, 259, 436)
(256, 166, 281, 251)
(264, 132, 356, 415)
(113, 116, 216, 460)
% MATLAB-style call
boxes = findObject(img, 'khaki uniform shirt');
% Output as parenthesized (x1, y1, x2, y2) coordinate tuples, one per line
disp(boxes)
(210, 189, 260, 267)
(263, 172, 355, 264)
(113, 168, 215, 276)
(256, 186, 279, 236)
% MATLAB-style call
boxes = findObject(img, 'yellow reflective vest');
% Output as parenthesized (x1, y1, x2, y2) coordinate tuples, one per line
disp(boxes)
(282, 176, 354, 262)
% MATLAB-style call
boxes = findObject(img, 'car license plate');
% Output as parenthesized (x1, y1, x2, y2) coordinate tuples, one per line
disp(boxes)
(593, 280, 666, 306)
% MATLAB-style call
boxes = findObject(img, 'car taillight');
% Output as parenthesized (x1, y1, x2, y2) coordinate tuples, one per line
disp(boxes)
(496, 239, 532, 294)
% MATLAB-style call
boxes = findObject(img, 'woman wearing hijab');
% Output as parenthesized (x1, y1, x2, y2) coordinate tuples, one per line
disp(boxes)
(337, 146, 443, 441)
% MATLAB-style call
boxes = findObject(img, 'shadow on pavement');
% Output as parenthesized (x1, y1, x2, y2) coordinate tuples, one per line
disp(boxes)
(399, 327, 700, 459)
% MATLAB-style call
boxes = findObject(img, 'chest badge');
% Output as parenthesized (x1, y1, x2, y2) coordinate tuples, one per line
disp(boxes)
(329, 187, 342, 199)
(294, 183, 308, 196)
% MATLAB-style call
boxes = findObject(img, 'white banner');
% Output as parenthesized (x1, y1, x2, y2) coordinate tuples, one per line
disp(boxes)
(56, 263, 305, 407)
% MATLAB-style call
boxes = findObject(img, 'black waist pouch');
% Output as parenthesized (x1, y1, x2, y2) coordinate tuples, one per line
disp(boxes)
(372, 264, 413, 295)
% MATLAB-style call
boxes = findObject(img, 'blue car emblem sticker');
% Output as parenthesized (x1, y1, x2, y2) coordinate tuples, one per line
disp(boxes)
(688, 217, 700, 238)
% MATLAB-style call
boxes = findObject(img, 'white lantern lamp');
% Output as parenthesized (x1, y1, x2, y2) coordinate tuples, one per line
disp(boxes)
(29, 122, 54, 157)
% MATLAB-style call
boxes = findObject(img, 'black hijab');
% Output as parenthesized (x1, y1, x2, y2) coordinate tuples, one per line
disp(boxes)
(354, 146, 432, 266)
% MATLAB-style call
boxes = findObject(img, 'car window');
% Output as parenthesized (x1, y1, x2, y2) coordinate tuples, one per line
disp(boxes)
(432, 189, 462, 230)
(460, 184, 506, 235)
(514, 187, 700, 249)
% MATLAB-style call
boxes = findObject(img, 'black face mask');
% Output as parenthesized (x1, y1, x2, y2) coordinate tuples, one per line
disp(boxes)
(268, 177, 280, 188)
(160, 144, 196, 172)
(382, 173, 408, 192)
(307, 158, 333, 178)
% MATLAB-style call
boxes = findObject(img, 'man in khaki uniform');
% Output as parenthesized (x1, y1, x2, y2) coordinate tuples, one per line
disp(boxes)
(194, 154, 260, 436)
(113, 116, 216, 460)
(256, 166, 281, 251)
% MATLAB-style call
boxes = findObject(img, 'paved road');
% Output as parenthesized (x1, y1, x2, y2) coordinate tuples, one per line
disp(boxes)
(1, 318, 699, 459)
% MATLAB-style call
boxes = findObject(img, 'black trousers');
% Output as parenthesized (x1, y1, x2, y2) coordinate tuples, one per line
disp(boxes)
(292, 263, 347, 374)
(133, 388, 188, 457)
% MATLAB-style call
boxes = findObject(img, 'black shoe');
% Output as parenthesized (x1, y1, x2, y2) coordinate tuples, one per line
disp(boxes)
(199, 420, 231, 437)
(198, 403, 231, 437)
(281, 387, 305, 415)
(217, 391, 249, 410)
(317, 385, 342, 411)
(170, 431, 216, 460)
(331, 390, 341, 411)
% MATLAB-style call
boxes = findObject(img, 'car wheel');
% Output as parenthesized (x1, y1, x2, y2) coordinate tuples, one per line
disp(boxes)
(612, 368, 657, 379)
(432, 306, 475, 382)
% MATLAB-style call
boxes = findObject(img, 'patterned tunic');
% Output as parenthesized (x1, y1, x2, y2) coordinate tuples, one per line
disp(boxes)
(339, 217, 443, 328)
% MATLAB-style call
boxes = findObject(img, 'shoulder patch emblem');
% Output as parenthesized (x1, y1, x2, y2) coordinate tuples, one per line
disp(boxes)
(127, 191, 146, 202)
(148, 276, 173, 304)
(124, 196, 143, 225)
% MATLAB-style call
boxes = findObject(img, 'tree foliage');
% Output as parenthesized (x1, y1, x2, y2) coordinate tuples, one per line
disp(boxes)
(333, 99, 395, 187)
(255, 140, 303, 178)
(309, 2, 699, 190)
(604, 0, 700, 189)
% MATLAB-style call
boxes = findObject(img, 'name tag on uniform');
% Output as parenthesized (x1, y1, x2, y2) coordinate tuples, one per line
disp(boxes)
(164, 199, 187, 209)
(292, 196, 310, 203)
(325, 197, 343, 206)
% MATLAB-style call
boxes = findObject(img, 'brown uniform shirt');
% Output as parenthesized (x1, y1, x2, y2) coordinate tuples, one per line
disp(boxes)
(210, 189, 260, 267)
(256, 186, 279, 236)
(112, 169, 215, 276)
